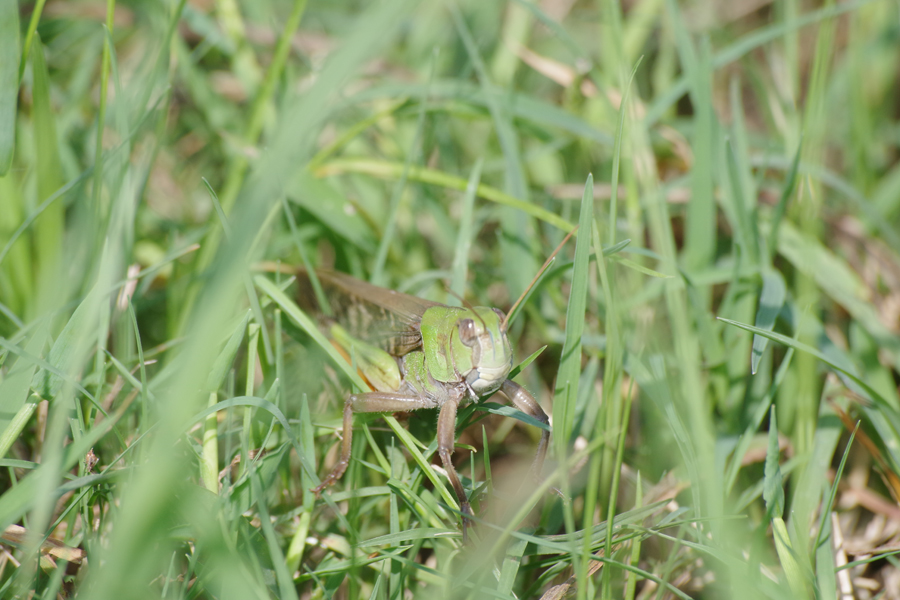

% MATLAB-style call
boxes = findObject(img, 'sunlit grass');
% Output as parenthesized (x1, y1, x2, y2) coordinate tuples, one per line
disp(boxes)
(1, 1, 899, 598)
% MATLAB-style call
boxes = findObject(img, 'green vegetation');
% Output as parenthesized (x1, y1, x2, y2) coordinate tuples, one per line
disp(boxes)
(1, 0, 899, 598)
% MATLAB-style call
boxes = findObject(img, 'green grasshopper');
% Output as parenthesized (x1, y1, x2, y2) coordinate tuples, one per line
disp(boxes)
(300, 269, 552, 537)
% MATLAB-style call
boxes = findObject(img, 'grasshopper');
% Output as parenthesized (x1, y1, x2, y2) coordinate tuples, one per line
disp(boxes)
(301, 269, 552, 537)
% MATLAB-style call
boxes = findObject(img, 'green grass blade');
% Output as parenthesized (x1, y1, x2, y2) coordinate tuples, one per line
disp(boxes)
(623, 473, 643, 600)
(552, 174, 593, 587)
(554, 173, 593, 451)
(725, 140, 760, 267)
(767, 139, 802, 257)
(0, 0, 18, 176)
(316, 158, 575, 233)
(763, 407, 784, 519)
(287, 170, 377, 252)
(177, 0, 309, 330)
(724, 347, 795, 495)
(30, 33, 65, 313)
(476, 403, 550, 432)
(497, 535, 527, 597)
(205, 311, 250, 392)
(813, 424, 856, 598)
(90, 7, 117, 229)
(0, 326, 46, 458)
(351, 80, 613, 146)
(669, 0, 716, 274)
(188, 395, 314, 481)
(608, 255, 669, 278)
(718, 317, 897, 413)
(777, 222, 900, 372)
(751, 269, 786, 375)
(252, 471, 300, 600)
(30, 291, 103, 402)
(771, 517, 812, 599)
(103, 349, 145, 396)
(450, 158, 482, 303)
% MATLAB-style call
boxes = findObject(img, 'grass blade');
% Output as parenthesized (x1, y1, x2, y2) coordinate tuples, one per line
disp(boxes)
(763, 407, 784, 519)
(751, 269, 786, 375)
(0, 0, 18, 175)
(315, 159, 575, 233)
(31, 33, 65, 312)
(450, 158, 482, 303)
(553, 173, 593, 451)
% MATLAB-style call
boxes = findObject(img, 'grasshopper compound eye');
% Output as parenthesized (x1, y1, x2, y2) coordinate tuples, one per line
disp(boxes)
(458, 318, 477, 346)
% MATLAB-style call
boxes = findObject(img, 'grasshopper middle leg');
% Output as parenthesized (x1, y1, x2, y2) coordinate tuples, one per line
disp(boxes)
(312, 392, 439, 496)
(436, 397, 473, 539)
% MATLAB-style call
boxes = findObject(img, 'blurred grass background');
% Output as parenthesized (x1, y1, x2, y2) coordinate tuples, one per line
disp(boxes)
(1, 0, 900, 598)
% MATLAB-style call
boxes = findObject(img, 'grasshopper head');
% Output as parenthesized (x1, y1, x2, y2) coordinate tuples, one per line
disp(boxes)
(454, 307, 513, 397)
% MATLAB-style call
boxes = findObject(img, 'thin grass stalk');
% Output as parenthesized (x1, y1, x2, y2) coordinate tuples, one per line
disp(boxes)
(592, 55, 639, 600)
(556, 174, 593, 596)
(89, 0, 117, 234)
(242, 323, 260, 476)
(449, 159, 482, 303)
(17, 0, 47, 81)
(623, 473, 643, 600)
(30, 34, 64, 320)
(792, 5, 836, 458)
(0, 0, 18, 177)
(201, 391, 219, 493)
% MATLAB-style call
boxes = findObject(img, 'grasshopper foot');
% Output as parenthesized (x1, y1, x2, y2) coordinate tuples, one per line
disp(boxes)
(550, 485, 567, 501)
(529, 466, 567, 501)
(460, 501, 474, 544)
(311, 460, 349, 497)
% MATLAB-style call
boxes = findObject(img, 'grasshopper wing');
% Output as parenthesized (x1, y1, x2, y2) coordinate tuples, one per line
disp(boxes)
(297, 269, 443, 356)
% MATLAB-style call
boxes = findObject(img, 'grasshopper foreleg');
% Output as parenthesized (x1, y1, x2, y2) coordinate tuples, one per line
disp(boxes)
(312, 391, 439, 496)
(500, 380, 550, 482)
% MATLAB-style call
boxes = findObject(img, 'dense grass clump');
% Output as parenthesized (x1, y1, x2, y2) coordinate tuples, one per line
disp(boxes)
(1, 1, 899, 598)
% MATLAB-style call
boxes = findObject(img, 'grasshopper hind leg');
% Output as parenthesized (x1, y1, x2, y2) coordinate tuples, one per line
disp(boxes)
(311, 400, 354, 495)
(311, 392, 439, 496)
(313, 386, 475, 542)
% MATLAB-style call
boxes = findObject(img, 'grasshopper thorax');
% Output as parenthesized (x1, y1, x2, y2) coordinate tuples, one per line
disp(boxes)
(420, 306, 513, 399)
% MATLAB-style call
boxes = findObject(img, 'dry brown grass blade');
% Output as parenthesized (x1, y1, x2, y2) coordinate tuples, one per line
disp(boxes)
(2, 525, 85, 564)
(539, 549, 609, 600)
(831, 400, 900, 502)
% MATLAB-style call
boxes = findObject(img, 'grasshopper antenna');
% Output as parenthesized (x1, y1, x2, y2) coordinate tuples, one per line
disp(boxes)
(446, 288, 489, 331)
(502, 227, 578, 331)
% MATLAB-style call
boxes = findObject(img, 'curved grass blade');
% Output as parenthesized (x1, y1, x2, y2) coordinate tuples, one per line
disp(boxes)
(718, 317, 897, 416)
(315, 158, 575, 233)
(348, 80, 613, 147)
